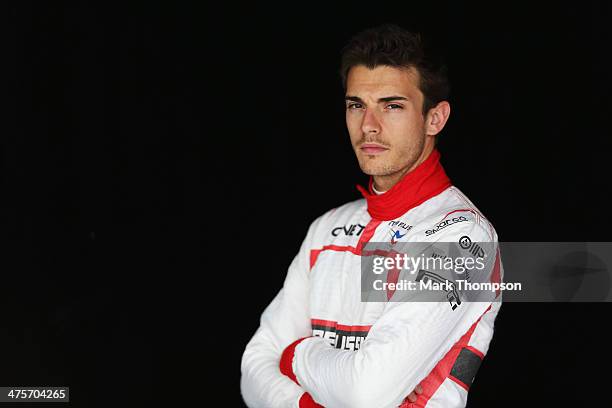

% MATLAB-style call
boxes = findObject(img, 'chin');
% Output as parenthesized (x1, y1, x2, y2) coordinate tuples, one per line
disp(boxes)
(359, 164, 396, 177)
(357, 157, 386, 174)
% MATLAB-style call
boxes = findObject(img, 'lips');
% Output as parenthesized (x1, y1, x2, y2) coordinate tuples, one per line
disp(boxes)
(360, 143, 389, 155)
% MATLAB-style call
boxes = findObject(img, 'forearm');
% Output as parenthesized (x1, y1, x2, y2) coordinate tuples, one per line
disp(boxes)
(241, 328, 304, 408)
(240, 246, 314, 407)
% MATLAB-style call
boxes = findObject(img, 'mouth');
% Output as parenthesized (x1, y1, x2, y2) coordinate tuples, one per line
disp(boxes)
(360, 143, 389, 155)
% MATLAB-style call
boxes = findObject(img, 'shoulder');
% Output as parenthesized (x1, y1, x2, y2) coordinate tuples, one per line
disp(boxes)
(304, 197, 367, 242)
(410, 186, 498, 242)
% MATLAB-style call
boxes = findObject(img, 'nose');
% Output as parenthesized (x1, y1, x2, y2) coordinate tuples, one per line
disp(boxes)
(361, 108, 381, 135)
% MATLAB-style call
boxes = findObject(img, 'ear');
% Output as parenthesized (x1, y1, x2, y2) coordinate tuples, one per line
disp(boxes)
(424, 101, 451, 136)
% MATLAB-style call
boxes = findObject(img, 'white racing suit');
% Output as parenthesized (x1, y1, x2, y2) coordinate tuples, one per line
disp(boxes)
(241, 149, 503, 408)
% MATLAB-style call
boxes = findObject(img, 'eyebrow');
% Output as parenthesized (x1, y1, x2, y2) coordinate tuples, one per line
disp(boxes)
(345, 95, 409, 103)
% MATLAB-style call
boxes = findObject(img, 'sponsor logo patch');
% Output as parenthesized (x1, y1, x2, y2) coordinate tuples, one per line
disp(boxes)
(425, 216, 468, 236)
(331, 224, 365, 237)
(311, 320, 370, 351)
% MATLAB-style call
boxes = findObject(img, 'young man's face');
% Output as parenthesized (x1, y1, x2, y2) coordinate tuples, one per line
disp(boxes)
(345, 65, 436, 186)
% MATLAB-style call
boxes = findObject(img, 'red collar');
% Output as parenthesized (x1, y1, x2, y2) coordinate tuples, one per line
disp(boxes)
(356, 149, 452, 220)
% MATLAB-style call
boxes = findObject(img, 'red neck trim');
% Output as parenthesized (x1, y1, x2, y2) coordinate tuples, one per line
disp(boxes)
(356, 149, 452, 220)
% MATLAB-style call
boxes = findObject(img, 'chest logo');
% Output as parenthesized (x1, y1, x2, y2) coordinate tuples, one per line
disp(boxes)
(390, 229, 408, 244)
(331, 224, 365, 237)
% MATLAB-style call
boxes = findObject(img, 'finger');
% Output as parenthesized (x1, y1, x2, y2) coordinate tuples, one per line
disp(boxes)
(406, 392, 417, 403)
(415, 383, 423, 394)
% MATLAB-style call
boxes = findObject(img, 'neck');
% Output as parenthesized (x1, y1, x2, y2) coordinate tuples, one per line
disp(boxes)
(372, 145, 434, 192)
(356, 147, 451, 220)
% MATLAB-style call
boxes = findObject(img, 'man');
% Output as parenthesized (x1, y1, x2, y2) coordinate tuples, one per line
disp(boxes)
(241, 24, 502, 408)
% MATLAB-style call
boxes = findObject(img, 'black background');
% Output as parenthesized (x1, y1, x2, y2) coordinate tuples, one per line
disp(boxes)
(6, 2, 612, 407)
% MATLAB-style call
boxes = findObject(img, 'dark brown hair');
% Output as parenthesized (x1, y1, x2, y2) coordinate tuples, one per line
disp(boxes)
(340, 24, 450, 115)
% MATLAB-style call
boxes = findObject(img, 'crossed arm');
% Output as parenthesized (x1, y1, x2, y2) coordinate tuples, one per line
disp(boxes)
(240, 221, 495, 407)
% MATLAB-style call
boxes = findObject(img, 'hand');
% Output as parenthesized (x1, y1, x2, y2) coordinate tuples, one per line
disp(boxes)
(400, 382, 423, 406)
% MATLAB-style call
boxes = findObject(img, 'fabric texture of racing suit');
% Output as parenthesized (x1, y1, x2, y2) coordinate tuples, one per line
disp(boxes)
(241, 149, 503, 408)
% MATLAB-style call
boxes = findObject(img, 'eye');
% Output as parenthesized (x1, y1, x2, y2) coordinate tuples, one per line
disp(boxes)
(347, 103, 363, 110)
(386, 103, 404, 110)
